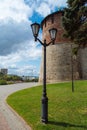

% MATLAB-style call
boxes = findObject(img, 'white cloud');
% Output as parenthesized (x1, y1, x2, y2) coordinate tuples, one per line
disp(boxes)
(47, 0, 67, 8)
(0, 40, 41, 65)
(15, 65, 36, 76)
(12, 40, 42, 60)
(33, 0, 67, 17)
(0, 19, 33, 55)
(0, 39, 41, 75)
(0, 0, 32, 22)
(36, 2, 51, 17)
(0, 0, 34, 56)
(23, 0, 67, 18)
(0, 0, 67, 76)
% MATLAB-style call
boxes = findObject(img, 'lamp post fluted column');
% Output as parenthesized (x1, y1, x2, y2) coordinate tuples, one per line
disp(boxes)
(42, 40, 48, 123)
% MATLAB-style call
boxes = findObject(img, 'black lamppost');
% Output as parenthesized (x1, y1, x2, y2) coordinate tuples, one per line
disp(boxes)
(31, 22, 57, 124)
(71, 44, 77, 92)
(71, 44, 74, 92)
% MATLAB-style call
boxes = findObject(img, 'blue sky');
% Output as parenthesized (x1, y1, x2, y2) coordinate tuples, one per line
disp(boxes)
(0, 0, 67, 76)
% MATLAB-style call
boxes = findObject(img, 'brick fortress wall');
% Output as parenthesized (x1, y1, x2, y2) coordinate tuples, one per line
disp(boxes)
(39, 11, 87, 83)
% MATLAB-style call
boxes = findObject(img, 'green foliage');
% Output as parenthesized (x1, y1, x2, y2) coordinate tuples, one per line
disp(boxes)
(24, 78, 39, 82)
(33, 78, 39, 82)
(7, 80, 87, 130)
(62, 0, 87, 48)
(7, 81, 15, 85)
(6, 75, 22, 81)
(0, 74, 23, 85)
(0, 72, 5, 80)
(0, 80, 7, 85)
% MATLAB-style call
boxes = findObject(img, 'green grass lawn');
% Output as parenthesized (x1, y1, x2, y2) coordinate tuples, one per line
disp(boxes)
(7, 80, 87, 130)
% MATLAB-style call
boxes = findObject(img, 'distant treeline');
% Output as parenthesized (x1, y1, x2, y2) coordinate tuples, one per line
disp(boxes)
(0, 72, 38, 85)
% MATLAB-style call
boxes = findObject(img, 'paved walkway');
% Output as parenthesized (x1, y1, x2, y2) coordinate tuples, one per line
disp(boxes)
(0, 82, 37, 130)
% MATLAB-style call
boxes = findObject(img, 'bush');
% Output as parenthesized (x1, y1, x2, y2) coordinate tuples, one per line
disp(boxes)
(7, 81, 14, 84)
(0, 80, 7, 85)
(24, 78, 39, 82)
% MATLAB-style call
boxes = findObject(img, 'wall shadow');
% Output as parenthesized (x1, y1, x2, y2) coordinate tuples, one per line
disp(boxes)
(48, 121, 87, 129)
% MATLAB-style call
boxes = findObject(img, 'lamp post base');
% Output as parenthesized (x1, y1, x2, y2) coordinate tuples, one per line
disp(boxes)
(41, 96, 48, 124)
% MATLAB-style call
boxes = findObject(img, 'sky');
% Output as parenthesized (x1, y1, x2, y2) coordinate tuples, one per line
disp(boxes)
(0, 0, 67, 76)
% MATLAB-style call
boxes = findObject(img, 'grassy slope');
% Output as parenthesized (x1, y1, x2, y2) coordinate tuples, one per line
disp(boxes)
(7, 80, 87, 130)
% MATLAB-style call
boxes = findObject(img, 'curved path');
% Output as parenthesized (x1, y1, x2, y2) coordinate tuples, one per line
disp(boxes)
(0, 82, 37, 130)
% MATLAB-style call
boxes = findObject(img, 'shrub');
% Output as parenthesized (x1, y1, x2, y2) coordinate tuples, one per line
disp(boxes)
(0, 80, 7, 85)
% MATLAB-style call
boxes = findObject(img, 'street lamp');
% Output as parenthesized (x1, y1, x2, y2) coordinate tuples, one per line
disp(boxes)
(71, 44, 74, 92)
(71, 44, 77, 92)
(31, 22, 57, 124)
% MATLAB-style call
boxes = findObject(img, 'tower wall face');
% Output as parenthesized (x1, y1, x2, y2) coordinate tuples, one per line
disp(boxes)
(39, 43, 80, 83)
(42, 11, 69, 44)
(39, 11, 85, 83)
(78, 48, 87, 79)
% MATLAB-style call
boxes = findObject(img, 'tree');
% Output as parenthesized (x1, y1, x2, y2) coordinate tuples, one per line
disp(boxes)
(62, 0, 87, 51)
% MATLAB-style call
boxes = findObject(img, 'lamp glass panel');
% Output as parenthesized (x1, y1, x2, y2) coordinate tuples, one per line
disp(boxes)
(49, 28, 57, 40)
(31, 23, 40, 37)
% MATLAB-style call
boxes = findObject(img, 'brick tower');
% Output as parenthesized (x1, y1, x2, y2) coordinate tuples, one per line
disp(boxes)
(39, 11, 81, 83)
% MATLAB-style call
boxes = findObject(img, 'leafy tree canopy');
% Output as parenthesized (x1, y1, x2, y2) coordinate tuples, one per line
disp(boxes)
(62, 0, 87, 47)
